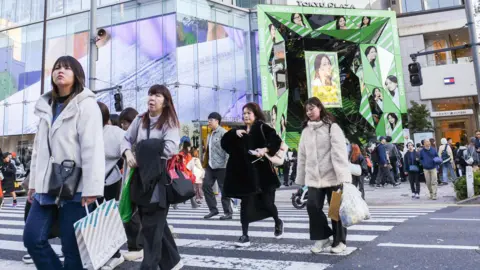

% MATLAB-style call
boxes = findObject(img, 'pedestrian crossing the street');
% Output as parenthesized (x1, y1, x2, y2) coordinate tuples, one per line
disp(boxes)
(0, 198, 447, 270)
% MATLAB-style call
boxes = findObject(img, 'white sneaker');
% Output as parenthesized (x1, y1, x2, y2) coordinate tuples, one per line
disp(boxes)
(172, 260, 184, 270)
(101, 255, 124, 270)
(122, 250, 143, 262)
(22, 254, 33, 264)
(330, 242, 347, 254)
(411, 193, 416, 198)
(311, 239, 332, 254)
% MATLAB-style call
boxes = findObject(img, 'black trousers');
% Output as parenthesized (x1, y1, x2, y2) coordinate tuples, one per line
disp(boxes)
(390, 157, 399, 182)
(352, 176, 365, 199)
(283, 161, 290, 185)
(240, 191, 279, 235)
(203, 166, 232, 215)
(124, 204, 143, 251)
(370, 164, 378, 185)
(376, 165, 395, 185)
(307, 186, 347, 246)
(138, 205, 180, 270)
(408, 172, 420, 194)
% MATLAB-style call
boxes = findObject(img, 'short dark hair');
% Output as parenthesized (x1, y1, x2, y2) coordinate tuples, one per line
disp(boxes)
(119, 107, 139, 124)
(447, 137, 452, 141)
(110, 114, 120, 128)
(242, 102, 266, 123)
(51, 56, 85, 110)
(386, 136, 392, 143)
(97, 102, 110, 127)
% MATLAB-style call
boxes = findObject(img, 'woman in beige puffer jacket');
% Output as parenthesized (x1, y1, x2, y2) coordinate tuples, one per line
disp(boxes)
(296, 97, 351, 254)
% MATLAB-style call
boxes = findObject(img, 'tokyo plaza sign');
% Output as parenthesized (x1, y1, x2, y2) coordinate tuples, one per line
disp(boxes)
(288, 0, 376, 9)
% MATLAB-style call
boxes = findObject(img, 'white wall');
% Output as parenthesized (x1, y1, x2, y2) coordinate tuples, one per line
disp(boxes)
(397, 8, 466, 36)
(420, 63, 477, 100)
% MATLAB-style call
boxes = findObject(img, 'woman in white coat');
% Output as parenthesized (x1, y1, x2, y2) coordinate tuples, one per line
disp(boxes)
(296, 97, 351, 254)
(23, 56, 105, 269)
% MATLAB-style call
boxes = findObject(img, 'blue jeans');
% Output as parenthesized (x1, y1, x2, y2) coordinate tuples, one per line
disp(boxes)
(442, 162, 456, 183)
(23, 198, 90, 270)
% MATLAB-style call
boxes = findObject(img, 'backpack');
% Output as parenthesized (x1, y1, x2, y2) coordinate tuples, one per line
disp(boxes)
(441, 145, 451, 162)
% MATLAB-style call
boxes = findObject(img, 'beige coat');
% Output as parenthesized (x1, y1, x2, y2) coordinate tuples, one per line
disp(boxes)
(438, 144, 455, 167)
(296, 121, 351, 188)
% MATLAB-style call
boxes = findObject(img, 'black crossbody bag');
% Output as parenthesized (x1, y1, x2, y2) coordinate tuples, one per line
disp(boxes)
(46, 135, 82, 205)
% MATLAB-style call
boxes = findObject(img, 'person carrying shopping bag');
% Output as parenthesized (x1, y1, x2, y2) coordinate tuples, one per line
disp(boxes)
(23, 56, 105, 270)
(121, 84, 182, 270)
(221, 102, 284, 247)
(295, 97, 351, 254)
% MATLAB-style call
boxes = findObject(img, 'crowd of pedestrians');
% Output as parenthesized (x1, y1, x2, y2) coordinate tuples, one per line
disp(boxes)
(1, 55, 357, 270)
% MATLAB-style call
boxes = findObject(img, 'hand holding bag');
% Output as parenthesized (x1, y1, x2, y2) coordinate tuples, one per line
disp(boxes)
(260, 123, 288, 167)
(75, 199, 127, 270)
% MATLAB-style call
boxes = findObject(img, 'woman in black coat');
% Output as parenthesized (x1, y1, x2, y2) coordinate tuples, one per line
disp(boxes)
(221, 102, 283, 247)
(1, 153, 17, 207)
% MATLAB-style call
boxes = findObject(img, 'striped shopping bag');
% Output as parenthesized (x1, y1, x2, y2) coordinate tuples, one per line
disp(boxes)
(74, 199, 127, 270)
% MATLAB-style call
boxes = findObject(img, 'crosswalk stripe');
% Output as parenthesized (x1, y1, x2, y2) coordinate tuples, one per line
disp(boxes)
(175, 238, 357, 255)
(0, 259, 35, 270)
(168, 228, 377, 242)
(180, 254, 331, 270)
(166, 219, 393, 231)
(0, 239, 62, 253)
(0, 213, 24, 218)
(377, 243, 480, 250)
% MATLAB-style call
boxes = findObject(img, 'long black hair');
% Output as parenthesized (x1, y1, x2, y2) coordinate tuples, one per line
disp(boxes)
(51, 56, 85, 109)
(365, 46, 377, 68)
(301, 97, 335, 129)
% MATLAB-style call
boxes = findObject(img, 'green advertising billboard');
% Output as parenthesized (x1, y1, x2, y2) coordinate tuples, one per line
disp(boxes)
(258, 5, 406, 143)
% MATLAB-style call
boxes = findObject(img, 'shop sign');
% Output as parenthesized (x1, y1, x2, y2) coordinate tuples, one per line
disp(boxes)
(294, 1, 356, 8)
(430, 109, 474, 117)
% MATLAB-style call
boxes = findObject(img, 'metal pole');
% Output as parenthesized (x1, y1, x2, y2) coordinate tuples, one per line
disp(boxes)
(465, 0, 480, 99)
(40, 0, 48, 94)
(88, 0, 97, 91)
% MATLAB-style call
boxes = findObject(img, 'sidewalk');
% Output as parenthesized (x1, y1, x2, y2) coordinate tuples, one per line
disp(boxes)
(275, 181, 457, 206)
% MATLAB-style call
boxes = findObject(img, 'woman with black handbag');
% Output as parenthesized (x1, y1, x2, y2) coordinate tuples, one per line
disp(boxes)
(221, 102, 284, 247)
(121, 84, 182, 270)
(404, 141, 421, 199)
(23, 56, 105, 270)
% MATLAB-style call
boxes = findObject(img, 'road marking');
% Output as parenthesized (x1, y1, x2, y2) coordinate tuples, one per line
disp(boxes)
(180, 254, 331, 270)
(0, 220, 24, 226)
(0, 259, 35, 269)
(0, 239, 62, 253)
(170, 228, 377, 242)
(174, 238, 357, 255)
(377, 243, 480, 250)
(0, 213, 24, 218)
(430, 218, 480, 221)
(167, 219, 393, 231)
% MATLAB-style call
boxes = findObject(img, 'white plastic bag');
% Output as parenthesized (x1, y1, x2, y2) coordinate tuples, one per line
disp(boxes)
(339, 183, 370, 227)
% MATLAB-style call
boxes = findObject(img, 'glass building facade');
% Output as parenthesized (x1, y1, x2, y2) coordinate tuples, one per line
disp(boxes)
(0, 0, 257, 160)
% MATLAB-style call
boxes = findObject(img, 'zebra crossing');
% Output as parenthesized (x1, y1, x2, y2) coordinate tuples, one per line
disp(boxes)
(0, 198, 446, 269)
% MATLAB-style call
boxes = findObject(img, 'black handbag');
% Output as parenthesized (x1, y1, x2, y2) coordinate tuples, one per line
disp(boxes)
(46, 135, 82, 204)
(165, 155, 195, 204)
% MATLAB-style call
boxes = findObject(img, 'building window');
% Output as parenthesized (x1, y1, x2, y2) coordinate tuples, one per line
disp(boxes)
(424, 28, 471, 66)
(431, 97, 475, 111)
(402, 0, 463, 13)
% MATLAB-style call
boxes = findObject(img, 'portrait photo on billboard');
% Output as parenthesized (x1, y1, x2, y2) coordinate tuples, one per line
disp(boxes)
(384, 75, 400, 110)
(270, 41, 287, 97)
(305, 51, 342, 108)
(385, 112, 400, 137)
(369, 87, 384, 125)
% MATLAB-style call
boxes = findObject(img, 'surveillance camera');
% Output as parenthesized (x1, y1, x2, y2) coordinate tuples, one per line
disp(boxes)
(97, 28, 107, 38)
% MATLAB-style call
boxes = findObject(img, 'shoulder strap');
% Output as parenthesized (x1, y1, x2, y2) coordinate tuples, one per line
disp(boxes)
(260, 123, 266, 143)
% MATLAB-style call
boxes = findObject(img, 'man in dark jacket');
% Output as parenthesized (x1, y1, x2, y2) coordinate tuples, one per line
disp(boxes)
(420, 139, 438, 200)
(375, 137, 398, 187)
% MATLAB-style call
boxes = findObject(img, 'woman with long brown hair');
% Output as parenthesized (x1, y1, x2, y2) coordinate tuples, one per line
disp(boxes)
(221, 102, 284, 247)
(296, 97, 350, 254)
(350, 144, 366, 199)
(122, 84, 182, 270)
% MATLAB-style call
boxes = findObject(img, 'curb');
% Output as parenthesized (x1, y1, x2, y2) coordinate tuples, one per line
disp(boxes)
(456, 195, 480, 205)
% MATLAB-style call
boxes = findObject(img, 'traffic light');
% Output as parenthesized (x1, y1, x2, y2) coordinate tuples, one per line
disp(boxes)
(114, 92, 123, 112)
(408, 62, 423, 86)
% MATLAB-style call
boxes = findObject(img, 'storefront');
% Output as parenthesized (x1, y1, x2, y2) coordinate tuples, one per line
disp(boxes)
(430, 97, 478, 145)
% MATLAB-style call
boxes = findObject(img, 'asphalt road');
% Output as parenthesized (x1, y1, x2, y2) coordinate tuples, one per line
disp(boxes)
(3, 194, 475, 269)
